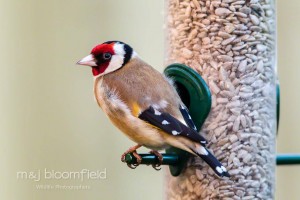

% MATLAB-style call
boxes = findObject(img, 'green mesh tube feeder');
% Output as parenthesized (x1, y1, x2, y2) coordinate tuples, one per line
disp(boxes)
(124, 64, 300, 176)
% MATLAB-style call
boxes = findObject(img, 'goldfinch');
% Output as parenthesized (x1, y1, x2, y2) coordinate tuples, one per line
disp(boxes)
(77, 41, 229, 177)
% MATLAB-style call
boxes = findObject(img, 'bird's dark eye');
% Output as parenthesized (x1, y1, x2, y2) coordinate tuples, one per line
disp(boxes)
(103, 53, 112, 60)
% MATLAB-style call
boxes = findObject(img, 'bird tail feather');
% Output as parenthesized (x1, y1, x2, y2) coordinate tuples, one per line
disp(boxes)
(194, 145, 230, 177)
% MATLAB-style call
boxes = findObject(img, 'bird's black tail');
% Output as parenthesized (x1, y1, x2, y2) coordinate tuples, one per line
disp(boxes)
(194, 146, 230, 177)
(179, 104, 229, 177)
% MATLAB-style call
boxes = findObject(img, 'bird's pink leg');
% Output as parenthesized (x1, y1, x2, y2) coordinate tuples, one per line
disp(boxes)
(149, 150, 163, 171)
(121, 144, 142, 169)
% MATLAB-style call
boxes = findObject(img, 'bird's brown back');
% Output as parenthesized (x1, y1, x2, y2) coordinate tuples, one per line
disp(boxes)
(101, 57, 182, 117)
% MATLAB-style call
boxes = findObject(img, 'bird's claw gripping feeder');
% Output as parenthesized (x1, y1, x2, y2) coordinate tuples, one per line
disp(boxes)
(124, 63, 300, 175)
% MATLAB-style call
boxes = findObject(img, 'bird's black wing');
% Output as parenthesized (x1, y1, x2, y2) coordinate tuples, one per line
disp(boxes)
(179, 104, 198, 131)
(138, 106, 207, 146)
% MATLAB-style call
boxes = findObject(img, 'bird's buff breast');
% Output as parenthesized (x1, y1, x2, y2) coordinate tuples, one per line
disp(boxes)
(93, 77, 169, 150)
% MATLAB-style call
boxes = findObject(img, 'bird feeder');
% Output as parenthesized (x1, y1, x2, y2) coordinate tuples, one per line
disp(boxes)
(164, 0, 277, 199)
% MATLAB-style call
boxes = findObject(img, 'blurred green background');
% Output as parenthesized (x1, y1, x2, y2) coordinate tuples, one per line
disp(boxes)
(0, 0, 298, 199)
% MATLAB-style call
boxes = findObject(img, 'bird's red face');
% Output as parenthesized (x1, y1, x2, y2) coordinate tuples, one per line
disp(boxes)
(77, 41, 133, 77)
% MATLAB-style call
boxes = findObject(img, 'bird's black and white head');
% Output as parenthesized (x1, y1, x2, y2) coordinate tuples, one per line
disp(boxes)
(77, 41, 136, 77)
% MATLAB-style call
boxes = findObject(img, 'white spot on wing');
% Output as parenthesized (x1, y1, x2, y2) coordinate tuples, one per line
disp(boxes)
(188, 114, 192, 119)
(216, 166, 223, 174)
(154, 109, 161, 116)
(162, 120, 170, 125)
(196, 145, 209, 155)
(221, 166, 227, 172)
(172, 130, 180, 135)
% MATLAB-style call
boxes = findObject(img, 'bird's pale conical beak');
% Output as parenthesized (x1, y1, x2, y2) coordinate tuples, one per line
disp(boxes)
(76, 54, 97, 67)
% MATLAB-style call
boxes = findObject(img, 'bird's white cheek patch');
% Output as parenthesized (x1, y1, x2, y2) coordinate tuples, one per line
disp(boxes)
(97, 43, 126, 77)
(103, 54, 124, 75)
